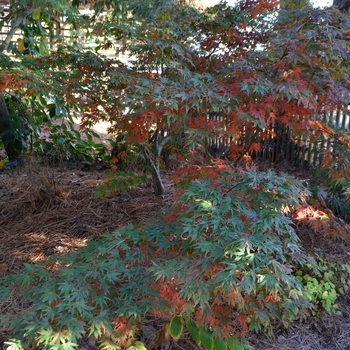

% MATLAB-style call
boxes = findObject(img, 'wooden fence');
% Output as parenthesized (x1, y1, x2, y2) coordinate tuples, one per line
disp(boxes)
(206, 107, 350, 169)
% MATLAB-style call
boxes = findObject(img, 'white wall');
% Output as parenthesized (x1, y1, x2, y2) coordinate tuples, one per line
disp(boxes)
(199, 0, 331, 8)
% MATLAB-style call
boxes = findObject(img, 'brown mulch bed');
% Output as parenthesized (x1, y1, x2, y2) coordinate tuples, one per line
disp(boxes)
(1, 157, 350, 349)
(0, 157, 175, 276)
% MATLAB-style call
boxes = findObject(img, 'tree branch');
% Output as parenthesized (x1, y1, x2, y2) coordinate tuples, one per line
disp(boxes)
(0, 8, 33, 53)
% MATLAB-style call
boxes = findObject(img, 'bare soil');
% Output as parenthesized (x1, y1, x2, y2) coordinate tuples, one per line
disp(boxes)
(0, 156, 350, 349)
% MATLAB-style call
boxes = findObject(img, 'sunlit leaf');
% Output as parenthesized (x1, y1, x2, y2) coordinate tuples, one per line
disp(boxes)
(17, 39, 24, 53)
(32, 8, 41, 20)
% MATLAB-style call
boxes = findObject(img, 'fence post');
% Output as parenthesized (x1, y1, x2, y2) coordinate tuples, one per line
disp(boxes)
(336, 107, 341, 128)
(341, 107, 347, 129)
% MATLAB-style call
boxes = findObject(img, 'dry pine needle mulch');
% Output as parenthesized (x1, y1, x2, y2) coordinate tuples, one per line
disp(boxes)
(0, 159, 175, 275)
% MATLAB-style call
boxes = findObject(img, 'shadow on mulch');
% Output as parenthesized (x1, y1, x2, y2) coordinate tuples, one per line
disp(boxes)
(1, 156, 350, 349)
(0, 156, 175, 276)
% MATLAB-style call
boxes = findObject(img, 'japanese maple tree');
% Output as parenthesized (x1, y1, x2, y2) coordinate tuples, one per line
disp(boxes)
(2, 1, 350, 349)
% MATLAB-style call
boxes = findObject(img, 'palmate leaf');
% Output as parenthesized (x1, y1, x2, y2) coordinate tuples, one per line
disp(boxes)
(3, 339, 24, 350)
(240, 272, 256, 294)
(49, 343, 78, 350)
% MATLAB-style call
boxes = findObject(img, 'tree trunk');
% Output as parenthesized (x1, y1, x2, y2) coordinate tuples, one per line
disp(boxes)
(0, 10, 31, 53)
(141, 145, 166, 196)
(140, 130, 171, 196)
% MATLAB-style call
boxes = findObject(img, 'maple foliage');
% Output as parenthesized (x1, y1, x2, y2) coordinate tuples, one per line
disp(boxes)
(1, 1, 350, 187)
(2, 1, 350, 348)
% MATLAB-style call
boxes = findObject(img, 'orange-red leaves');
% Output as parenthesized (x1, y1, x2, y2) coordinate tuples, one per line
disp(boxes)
(265, 291, 280, 303)
(157, 282, 187, 314)
(293, 204, 350, 240)
(236, 313, 248, 335)
(0, 73, 25, 92)
(111, 316, 138, 347)
(228, 144, 245, 160)
(227, 287, 243, 306)
(249, 142, 261, 153)
(240, 0, 278, 17)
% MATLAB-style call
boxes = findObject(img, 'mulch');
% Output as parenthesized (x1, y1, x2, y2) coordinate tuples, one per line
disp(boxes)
(0, 157, 176, 275)
(1, 156, 350, 349)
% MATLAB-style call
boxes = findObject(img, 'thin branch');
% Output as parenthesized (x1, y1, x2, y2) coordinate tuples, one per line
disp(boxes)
(0, 8, 33, 53)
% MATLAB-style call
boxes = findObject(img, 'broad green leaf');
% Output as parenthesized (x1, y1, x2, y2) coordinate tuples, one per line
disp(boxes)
(214, 337, 228, 350)
(185, 318, 201, 345)
(227, 337, 244, 350)
(169, 315, 183, 340)
(199, 327, 214, 350)
(55, 106, 61, 116)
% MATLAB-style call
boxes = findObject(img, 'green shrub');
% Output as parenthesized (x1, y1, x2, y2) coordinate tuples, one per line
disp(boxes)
(0, 168, 315, 349)
(34, 122, 107, 165)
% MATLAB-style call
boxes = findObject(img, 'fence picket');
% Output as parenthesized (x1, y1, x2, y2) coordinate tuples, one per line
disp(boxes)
(205, 107, 348, 169)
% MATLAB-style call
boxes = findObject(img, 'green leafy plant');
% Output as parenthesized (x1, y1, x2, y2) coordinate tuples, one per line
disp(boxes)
(0, 234, 151, 350)
(168, 316, 252, 350)
(0, 91, 110, 168)
(0, 94, 31, 157)
(95, 170, 148, 196)
(0, 167, 316, 349)
(296, 256, 350, 315)
(0, 114, 30, 154)
(34, 114, 107, 166)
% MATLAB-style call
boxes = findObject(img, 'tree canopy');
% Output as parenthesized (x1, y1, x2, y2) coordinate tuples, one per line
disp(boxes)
(1, 1, 348, 157)
(2, 0, 350, 191)
(333, 0, 350, 12)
